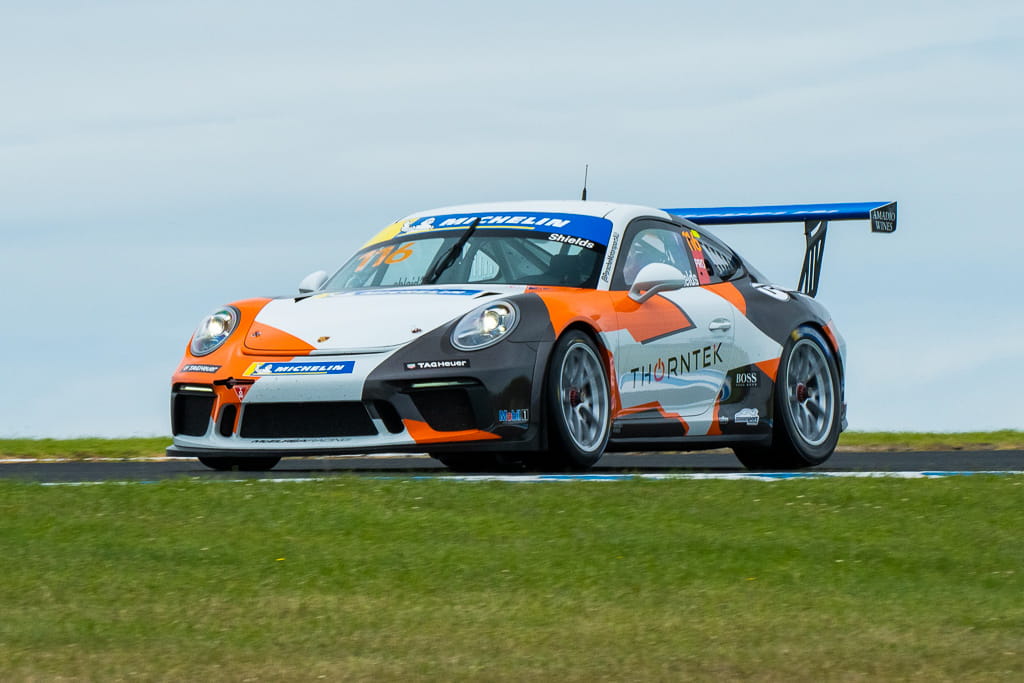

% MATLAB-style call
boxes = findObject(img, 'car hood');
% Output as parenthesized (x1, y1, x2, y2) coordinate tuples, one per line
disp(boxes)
(244, 286, 526, 354)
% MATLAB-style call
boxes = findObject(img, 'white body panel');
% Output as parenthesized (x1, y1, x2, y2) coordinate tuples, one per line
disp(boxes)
(252, 286, 526, 353)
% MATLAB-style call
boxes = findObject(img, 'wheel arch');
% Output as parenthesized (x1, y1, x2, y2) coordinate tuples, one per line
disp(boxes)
(538, 323, 615, 465)
(547, 321, 618, 410)
(763, 320, 844, 430)
(797, 320, 845, 386)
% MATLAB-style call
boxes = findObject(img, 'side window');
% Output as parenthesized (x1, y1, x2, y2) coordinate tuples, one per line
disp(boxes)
(693, 231, 743, 283)
(611, 221, 698, 290)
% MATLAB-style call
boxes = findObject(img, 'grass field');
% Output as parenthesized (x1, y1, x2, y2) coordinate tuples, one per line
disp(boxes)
(1, 476, 1022, 680)
(1, 430, 1022, 460)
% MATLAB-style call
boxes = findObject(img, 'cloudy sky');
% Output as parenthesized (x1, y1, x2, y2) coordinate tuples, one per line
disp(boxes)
(1, 1, 1021, 437)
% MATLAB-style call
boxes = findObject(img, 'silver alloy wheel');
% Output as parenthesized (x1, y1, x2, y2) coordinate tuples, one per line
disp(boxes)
(558, 341, 610, 452)
(783, 338, 836, 447)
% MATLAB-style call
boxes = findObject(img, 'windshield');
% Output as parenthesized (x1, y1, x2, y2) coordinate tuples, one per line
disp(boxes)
(325, 229, 606, 290)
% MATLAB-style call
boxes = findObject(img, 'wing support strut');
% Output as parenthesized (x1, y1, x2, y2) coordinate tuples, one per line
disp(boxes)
(798, 220, 827, 298)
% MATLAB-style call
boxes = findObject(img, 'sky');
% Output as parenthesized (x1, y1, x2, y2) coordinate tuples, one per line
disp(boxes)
(1, 1, 1022, 437)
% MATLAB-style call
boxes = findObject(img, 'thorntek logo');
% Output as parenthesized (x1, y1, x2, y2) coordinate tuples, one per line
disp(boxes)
(628, 343, 723, 388)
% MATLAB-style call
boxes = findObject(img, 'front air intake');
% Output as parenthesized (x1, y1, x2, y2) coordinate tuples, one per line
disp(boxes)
(239, 402, 378, 439)
(172, 393, 214, 436)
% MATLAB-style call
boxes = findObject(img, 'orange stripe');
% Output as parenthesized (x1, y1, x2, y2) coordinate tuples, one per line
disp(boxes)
(706, 282, 747, 315)
(756, 358, 780, 382)
(610, 292, 694, 343)
(243, 322, 316, 354)
(823, 320, 841, 354)
(706, 400, 723, 436)
(529, 288, 617, 335)
(402, 419, 501, 444)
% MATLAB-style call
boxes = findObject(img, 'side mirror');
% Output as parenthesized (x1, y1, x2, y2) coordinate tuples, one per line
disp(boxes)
(298, 270, 328, 294)
(628, 263, 689, 303)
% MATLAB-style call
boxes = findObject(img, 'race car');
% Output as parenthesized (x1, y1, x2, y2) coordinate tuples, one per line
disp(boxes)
(168, 199, 896, 471)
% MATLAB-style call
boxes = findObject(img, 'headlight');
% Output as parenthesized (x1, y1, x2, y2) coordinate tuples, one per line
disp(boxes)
(451, 301, 519, 350)
(189, 306, 240, 356)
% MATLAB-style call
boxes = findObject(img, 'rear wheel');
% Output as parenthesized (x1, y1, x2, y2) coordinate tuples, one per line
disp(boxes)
(734, 326, 841, 470)
(197, 456, 281, 471)
(538, 330, 611, 471)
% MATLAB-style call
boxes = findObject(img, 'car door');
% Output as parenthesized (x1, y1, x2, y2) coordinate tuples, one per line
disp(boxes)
(610, 220, 736, 418)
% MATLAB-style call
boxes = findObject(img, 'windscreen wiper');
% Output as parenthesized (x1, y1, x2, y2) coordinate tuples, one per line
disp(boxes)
(421, 217, 481, 285)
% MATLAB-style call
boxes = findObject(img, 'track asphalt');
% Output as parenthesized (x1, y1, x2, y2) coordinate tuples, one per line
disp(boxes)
(2, 451, 1022, 483)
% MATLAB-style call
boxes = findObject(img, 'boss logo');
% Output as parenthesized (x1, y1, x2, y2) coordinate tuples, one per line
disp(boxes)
(734, 372, 758, 387)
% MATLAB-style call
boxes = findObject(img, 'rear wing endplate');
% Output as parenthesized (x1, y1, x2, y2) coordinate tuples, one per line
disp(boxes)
(662, 201, 896, 297)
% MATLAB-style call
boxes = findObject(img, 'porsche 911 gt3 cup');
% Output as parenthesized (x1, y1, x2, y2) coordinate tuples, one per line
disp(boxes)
(168, 199, 896, 471)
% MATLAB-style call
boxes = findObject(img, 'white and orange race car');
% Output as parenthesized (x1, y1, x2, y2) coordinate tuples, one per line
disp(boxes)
(168, 199, 896, 471)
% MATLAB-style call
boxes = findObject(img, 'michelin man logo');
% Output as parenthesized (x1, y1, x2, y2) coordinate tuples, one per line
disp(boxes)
(402, 217, 436, 233)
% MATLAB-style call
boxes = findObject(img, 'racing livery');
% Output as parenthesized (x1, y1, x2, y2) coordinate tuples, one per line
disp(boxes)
(169, 199, 896, 471)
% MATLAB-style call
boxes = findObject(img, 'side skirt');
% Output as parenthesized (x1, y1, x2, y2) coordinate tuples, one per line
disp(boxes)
(605, 433, 771, 453)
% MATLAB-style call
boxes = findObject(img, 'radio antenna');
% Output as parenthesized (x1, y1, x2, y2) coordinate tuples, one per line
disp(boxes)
(581, 164, 589, 201)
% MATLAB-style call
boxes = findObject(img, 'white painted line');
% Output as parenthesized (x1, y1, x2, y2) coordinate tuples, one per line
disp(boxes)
(3, 454, 432, 464)
(34, 471, 1024, 486)
(404, 471, 1024, 482)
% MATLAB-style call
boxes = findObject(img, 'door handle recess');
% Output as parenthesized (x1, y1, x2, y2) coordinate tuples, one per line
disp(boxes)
(708, 319, 732, 332)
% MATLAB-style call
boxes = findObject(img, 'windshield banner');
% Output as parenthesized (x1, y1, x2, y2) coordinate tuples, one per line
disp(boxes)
(399, 212, 613, 247)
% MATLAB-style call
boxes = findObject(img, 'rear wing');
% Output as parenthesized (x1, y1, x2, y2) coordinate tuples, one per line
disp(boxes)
(662, 201, 897, 297)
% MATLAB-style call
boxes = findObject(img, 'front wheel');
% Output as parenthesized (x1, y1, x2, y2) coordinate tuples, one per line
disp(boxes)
(197, 456, 282, 471)
(539, 330, 611, 471)
(735, 326, 841, 470)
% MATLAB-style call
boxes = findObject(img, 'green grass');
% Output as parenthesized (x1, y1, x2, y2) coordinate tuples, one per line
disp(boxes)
(1, 476, 1022, 680)
(839, 430, 1024, 451)
(0, 437, 171, 460)
(1, 431, 1022, 461)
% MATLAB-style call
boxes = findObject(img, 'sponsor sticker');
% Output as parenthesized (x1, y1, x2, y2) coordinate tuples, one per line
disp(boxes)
(753, 284, 791, 302)
(498, 408, 530, 424)
(627, 343, 723, 388)
(869, 203, 897, 233)
(401, 212, 613, 246)
(601, 232, 621, 282)
(243, 361, 355, 377)
(683, 230, 712, 285)
(734, 372, 759, 387)
(404, 359, 470, 371)
(181, 364, 221, 373)
(735, 408, 760, 426)
(353, 288, 482, 296)
(401, 217, 437, 233)
(547, 233, 596, 250)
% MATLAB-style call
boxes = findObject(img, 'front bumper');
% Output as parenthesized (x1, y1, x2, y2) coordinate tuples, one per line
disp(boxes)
(170, 339, 551, 458)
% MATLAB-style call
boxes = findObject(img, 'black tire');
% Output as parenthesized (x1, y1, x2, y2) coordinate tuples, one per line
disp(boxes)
(734, 326, 841, 470)
(538, 330, 611, 471)
(197, 456, 282, 471)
